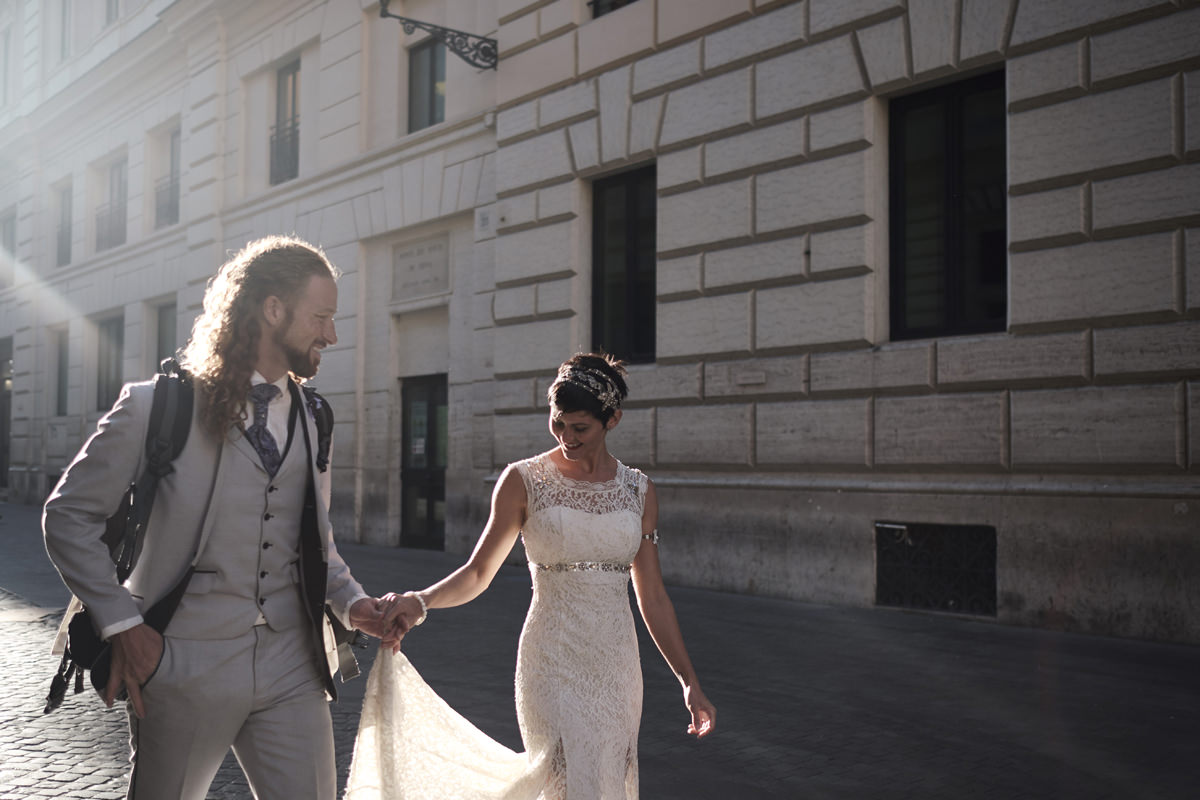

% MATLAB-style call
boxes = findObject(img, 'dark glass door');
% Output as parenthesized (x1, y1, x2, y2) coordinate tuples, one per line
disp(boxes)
(401, 374, 447, 550)
(0, 337, 12, 489)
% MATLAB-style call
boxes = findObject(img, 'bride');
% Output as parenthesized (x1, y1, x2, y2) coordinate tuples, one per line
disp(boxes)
(346, 353, 716, 799)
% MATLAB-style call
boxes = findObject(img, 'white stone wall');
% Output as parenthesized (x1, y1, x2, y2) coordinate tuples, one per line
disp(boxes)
(2, 0, 1198, 642)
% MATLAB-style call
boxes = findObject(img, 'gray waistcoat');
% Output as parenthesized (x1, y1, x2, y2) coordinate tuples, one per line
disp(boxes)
(167, 420, 309, 640)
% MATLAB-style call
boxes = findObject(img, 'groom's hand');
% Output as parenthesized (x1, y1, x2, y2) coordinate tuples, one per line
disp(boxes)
(348, 596, 393, 640)
(378, 593, 425, 653)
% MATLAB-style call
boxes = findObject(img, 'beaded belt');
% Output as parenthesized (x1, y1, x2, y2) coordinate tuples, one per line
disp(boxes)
(531, 561, 631, 574)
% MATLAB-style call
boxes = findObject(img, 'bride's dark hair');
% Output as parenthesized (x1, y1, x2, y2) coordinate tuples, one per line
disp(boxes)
(547, 352, 629, 424)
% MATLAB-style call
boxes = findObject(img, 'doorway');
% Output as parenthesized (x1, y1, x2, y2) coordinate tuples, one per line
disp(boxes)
(400, 373, 447, 550)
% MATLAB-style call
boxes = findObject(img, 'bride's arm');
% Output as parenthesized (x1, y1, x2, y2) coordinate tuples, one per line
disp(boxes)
(380, 464, 526, 649)
(630, 480, 717, 738)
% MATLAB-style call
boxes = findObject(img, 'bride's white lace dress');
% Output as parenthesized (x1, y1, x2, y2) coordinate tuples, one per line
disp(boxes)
(345, 452, 648, 799)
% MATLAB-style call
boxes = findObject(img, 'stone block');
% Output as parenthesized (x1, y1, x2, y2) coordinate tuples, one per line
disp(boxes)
(498, 32, 576, 106)
(757, 398, 869, 465)
(959, 0, 1011, 62)
(937, 331, 1088, 386)
(657, 403, 752, 465)
(1094, 321, 1200, 379)
(536, 277, 575, 315)
(1009, 79, 1173, 185)
(703, 117, 806, 178)
(606, 407, 654, 465)
(657, 0, 752, 44)
(1010, 232, 1176, 326)
(757, 36, 865, 119)
(659, 69, 752, 148)
(1007, 41, 1084, 105)
(578, 0, 654, 75)
(539, 80, 597, 127)
(1010, 0, 1173, 48)
(492, 279, 540, 324)
(496, 191, 537, 230)
(658, 146, 702, 190)
(875, 393, 1005, 466)
(628, 362, 703, 403)
(810, 0, 904, 35)
(704, 237, 806, 289)
(908, 0, 956, 76)
(810, 223, 874, 276)
(811, 343, 932, 394)
(1091, 8, 1200, 83)
(856, 16, 909, 89)
(658, 180, 752, 252)
(756, 150, 869, 233)
(493, 411, 549, 465)
(496, 129, 573, 195)
(492, 317, 575, 375)
(1092, 164, 1200, 232)
(539, 0, 580, 36)
(498, 11, 538, 56)
(809, 100, 874, 153)
(494, 377, 538, 411)
(568, 119, 601, 172)
(496, 100, 538, 142)
(1011, 384, 1181, 467)
(657, 254, 702, 296)
(705, 354, 809, 398)
(494, 220, 576, 285)
(704, 2, 806, 70)
(1190, 228, 1200, 311)
(632, 40, 701, 96)
(756, 275, 872, 349)
(1188, 70, 1200, 155)
(597, 66, 631, 164)
(537, 181, 579, 220)
(1009, 185, 1087, 244)
(658, 294, 752, 358)
(628, 96, 663, 157)
(498, 0, 541, 24)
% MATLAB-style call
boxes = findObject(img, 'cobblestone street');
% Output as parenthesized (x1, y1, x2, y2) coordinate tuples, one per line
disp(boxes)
(2, 501, 1198, 799)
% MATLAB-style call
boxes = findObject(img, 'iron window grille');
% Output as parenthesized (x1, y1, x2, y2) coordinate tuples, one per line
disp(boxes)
(875, 521, 997, 616)
(592, 164, 657, 364)
(889, 70, 1007, 341)
(588, 0, 640, 19)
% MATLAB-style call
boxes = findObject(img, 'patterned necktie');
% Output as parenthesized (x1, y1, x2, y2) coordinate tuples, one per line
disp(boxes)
(245, 383, 283, 476)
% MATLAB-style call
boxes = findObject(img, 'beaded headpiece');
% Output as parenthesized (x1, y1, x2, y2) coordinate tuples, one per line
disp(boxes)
(551, 364, 621, 412)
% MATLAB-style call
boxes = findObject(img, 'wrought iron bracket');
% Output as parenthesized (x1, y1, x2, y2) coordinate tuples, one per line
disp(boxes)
(380, 0, 498, 70)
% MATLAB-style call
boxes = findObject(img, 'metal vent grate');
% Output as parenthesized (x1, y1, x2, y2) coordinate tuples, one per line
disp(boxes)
(875, 521, 997, 616)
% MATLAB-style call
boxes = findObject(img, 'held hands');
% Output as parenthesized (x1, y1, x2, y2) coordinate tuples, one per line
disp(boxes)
(107, 623, 163, 719)
(684, 683, 716, 739)
(377, 592, 428, 654)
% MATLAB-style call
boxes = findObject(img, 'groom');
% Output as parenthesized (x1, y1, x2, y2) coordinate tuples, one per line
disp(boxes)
(44, 236, 391, 800)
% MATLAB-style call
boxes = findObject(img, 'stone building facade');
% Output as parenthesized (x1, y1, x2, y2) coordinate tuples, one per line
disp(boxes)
(1, 0, 1198, 643)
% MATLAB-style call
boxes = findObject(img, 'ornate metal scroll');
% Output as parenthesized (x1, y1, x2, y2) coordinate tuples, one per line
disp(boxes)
(380, 0, 498, 70)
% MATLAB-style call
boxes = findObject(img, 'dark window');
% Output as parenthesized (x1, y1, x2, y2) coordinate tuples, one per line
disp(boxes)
(105, 0, 118, 27)
(889, 70, 1006, 340)
(1, 28, 10, 107)
(588, 0, 640, 18)
(96, 158, 127, 251)
(0, 337, 11, 489)
(155, 128, 181, 228)
(401, 374, 447, 550)
(56, 184, 72, 267)
(96, 315, 123, 411)
(875, 521, 997, 616)
(592, 164, 656, 363)
(55, 328, 69, 417)
(156, 303, 176, 366)
(0, 209, 14, 289)
(59, 0, 71, 62)
(408, 40, 445, 133)
(270, 60, 300, 185)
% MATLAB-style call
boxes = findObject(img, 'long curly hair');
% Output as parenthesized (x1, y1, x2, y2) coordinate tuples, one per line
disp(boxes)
(180, 235, 339, 438)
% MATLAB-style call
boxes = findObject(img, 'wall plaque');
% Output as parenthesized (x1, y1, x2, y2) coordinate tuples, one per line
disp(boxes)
(392, 234, 449, 302)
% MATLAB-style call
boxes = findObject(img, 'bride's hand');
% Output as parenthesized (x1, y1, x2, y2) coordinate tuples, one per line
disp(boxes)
(379, 592, 427, 653)
(684, 684, 715, 739)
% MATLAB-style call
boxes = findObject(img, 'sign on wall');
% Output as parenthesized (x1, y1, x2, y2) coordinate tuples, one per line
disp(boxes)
(392, 234, 449, 302)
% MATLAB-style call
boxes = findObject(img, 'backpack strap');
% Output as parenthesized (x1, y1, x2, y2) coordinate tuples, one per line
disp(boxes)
(301, 385, 333, 473)
(112, 359, 193, 582)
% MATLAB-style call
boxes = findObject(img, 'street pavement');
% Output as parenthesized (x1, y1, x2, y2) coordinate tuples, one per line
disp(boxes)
(1, 499, 1197, 799)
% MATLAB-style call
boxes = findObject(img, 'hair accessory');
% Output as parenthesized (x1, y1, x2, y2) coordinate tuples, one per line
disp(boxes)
(553, 365, 621, 411)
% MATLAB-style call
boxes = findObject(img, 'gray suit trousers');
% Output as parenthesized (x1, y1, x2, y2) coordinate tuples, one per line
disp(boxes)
(126, 624, 334, 800)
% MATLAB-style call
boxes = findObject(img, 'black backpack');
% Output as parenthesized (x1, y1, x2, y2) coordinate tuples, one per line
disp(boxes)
(44, 359, 354, 713)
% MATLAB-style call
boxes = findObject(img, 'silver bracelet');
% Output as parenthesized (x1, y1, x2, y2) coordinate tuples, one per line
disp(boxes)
(406, 591, 428, 626)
